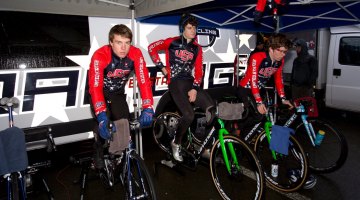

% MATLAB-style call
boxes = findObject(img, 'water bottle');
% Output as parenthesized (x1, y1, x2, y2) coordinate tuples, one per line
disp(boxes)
(314, 130, 326, 146)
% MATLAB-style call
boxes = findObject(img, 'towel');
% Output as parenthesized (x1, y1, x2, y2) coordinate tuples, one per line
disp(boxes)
(269, 125, 295, 155)
(0, 127, 28, 176)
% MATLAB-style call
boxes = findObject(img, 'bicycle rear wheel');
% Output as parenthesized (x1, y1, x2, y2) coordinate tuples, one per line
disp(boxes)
(123, 151, 157, 200)
(210, 135, 265, 200)
(295, 119, 348, 173)
(254, 132, 308, 192)
(152, 112, 181, 154)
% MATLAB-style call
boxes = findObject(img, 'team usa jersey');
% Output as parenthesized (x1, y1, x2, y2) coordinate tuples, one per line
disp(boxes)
(148, 36, 203, 90)
(239, 52, 286, 104)
(88, 45, 153, 115)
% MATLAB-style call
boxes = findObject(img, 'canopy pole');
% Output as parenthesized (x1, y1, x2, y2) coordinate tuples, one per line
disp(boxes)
(130, 0, 143, 158)
(235, 30, 240, 88)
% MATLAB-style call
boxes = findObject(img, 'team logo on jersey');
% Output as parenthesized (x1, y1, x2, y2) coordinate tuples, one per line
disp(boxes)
(107, 69, 131, 78)
(175, 50, 194, 62)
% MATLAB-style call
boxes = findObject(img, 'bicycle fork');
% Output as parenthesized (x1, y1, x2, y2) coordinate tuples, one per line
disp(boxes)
(125, 150, 149, 200)
(217, 119, 241, 174)
(5, 172, 26, 200)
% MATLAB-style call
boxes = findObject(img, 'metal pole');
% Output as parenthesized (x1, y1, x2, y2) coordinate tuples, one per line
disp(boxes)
(130, 0, 143, 158)
(235, 30, 240, 87)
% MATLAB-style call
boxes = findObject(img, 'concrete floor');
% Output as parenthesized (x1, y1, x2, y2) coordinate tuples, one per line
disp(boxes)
(1, 107, 359, 200)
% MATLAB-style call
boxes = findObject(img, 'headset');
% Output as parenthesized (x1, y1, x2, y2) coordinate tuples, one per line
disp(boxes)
(179, 14, 196, 34)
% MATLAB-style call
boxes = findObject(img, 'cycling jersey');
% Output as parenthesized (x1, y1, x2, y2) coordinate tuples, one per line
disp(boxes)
(240, 51, 286, 104)
(89, 45, 153, 115)
(148, 36, 203, 90)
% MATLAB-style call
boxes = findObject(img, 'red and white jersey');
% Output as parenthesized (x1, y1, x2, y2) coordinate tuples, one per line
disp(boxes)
(88, 45, 153, 115)
(148, 36, 203, 90)
(240, 52, 286, 104)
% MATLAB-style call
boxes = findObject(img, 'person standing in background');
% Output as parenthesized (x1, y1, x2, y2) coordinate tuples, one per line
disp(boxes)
(291, 39, 318, 100)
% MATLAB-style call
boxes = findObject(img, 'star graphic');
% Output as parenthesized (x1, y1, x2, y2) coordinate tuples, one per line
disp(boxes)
(31, 93, 70, 127)
(237, 34, 252, 49)
(214, 37, 237, 62)
(66, 36, 100, 71)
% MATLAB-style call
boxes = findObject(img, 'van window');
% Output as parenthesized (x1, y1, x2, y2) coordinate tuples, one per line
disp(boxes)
(338, 37, 360, 66)
(0, 11, 90, 70)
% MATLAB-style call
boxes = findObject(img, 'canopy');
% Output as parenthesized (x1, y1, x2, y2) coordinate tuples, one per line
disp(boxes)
(138, 0, 360, 33)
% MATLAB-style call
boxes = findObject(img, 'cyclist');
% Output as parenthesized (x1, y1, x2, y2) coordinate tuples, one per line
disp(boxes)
(148, 13, 215, 162)
(89, 24, 154, 168)
(237, 33, 316, 189)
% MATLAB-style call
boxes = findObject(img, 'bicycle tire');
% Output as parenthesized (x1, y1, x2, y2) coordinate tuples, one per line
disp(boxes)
(123, 151, 157, 200)
(152, 112, 191, 156)
(152, 112, 181, 154)
(254, 131, 308, 192)
(10, 173, 20, 200)
(210, 135, 265, 200)
(295, 118, 348, 173)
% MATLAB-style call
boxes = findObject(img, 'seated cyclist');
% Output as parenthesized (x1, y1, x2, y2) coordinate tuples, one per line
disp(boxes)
(88, 24, 154, 168)
(236, 33, 293, 133)
(236, 33, 316, 189)
(148, 14, 215, 162)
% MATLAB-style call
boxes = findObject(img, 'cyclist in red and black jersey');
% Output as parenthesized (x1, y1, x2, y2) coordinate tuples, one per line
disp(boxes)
(148, 14, 215, 162)
(237, 33, 293, 131)
(89, 24, 154, 168)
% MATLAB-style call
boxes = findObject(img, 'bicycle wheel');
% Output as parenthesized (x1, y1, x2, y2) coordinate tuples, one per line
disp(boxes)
(123, 151, 157, 200)
(295, 119, 348, 173)
(254, 131, 308, 192)
(210, 135, 265, 200)
(152, 112, 181, 154)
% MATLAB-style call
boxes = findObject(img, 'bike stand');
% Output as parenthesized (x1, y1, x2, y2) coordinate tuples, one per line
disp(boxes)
(153, 155, 185, 177)
(70, 156, 96, 200)
(26, 171, 55, 200)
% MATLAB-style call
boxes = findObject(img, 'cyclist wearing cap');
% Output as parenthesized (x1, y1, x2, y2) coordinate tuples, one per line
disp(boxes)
(148, 14, 215, 162)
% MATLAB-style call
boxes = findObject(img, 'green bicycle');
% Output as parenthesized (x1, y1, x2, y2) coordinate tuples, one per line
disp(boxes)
(153, 97, 265, 200)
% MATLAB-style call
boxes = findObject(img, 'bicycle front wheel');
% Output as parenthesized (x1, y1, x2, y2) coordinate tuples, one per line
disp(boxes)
(210, 135, 265, 200)
(295, 119, 348, 173)
(254, 132, 308, 193)
(124, 151, 157, 200)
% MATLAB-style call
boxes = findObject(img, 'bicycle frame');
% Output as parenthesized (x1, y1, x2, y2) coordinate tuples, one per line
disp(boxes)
(188, 117, 241, 174)
(282, 104, 317, 146)
(241, 89, 283, 161)
(124, 121, 151, 199)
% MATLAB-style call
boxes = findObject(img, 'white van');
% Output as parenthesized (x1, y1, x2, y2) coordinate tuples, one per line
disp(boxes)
(325, 25, 360, 112)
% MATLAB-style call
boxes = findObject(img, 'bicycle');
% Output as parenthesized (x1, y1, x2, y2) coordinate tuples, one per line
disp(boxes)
(99, 119, 157, 200)
(277, 96, 348, 174)
(0, 97, 27, 200)
(152, 92, 265, 200)
(228, 88, 309, 193)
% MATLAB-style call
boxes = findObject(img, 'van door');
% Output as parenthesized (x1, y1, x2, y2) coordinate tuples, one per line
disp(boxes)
(326, 34, 360, 112)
